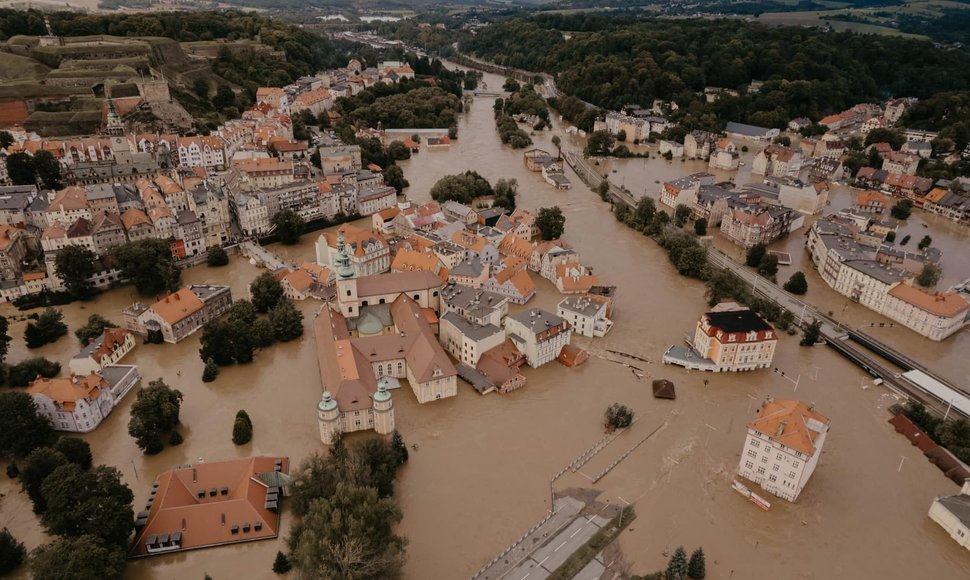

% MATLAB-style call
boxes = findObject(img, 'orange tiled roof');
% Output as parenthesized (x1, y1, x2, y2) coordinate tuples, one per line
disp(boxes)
(150, 288, 204, 326)
(888, 283, 970, 318)
(749, 399, 829, 456)
(27, 373, 106, 404)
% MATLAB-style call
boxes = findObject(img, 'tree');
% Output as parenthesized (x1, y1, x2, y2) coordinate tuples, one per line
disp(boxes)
(616, 129, 627, 142)
(605, 403, 634, 430)
(584, 130, 614, 156)
(25, 308, 68, 348)
(5, 152, 34, 186)
(128, 379, 183, 455)
(688, 547, 706, 579)
(228, 299, 258, 326)
(757, 254, 779, 278)
(54, 246, 98, 299)
(694, 217, 708, 236)
(773, 135, 791, 146)
(891, 199, 913, 220)
(536, 206, 566, 240)
(202, 358, 219, 383)
(74, 314, 114, 345)
(207, 245, 229, 267)
(885, 231, 896, 243)
(227, 318, 255, 364)
(429, 171, 493, 204)
(199, 320, 235, 366)
(674, 204, 691, 227)
(783, 271, 808, 294)
(252, 318, 276, 348)
(391, 430, 409, 465)
(272, 209, 306, 245)
(250, 272, 285, 313)
(596, 179, 610, 201)
(503, 77, 520, 92)
(19, 447, 68, 513)
(666, 546, 689, 580)
(273, 551, 293, 574)
(192, 77, 209, 98)
(492, 178, 519, 211)
(32, 151, 62, 190)
(0, 528, 25, 575)
(916, 263, 942, 288)
(232, 410, 253, 445)
(113, 239, 181, 295)
(383, 164, 409, 193)
(30, 535, 126, 580)
(0, 131, 13, 149)
(800, 319, 823, 346)
(0, 392, 55, 458)
(746, 244, 767, 267)
(918, 235, 933, 250)
(633, 197, 657, 229)
(213, 85, 236, 109)
(54, 437, 92, 471)
(288, 482, 406, 580)
(40, 464, 133, 548)
(900, 234, 911, 246)
(0, 315, 9, 366)
(7, 357, 61, 387)
(387, 140, 411, 161)
(551, 134, 561, 154)
(269, 300, 304, 342)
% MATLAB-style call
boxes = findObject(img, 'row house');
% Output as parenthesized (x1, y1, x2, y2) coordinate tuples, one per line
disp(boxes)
(46, 186, 91, 227)
(441, 283, 509, 328)
(69, 327, 136, 375)
(235, 192, 270, 237)
(684, 130, 718, 160)
(289, 88, 332, 117)
(451, 230, 500, 265)
(504, 308, 572, 368)
(187, 181, 232, 247)
(557, 295, 613, 338)
(882, 151, 921, 176)
(319, 145, 362, 175)
(121, 208, 155, 241)
(172, 210, 204, 259)
(148, 205, 177, 240)
(922, 188, 970, 224)
(0, 185, 37, 226)
(255, 87, 288, 113)
(280, 262, 335, 301)
(91, 211, 126, 254)
(84, 183, 120, 215)
(448, 258, 490, 289)
(355, 185, 397, 217)
(268, 137, 309, 161)
(0, 225, 27, 281)
(232, 158, 295, 190)
(176, 136, 228, 171)
(391, 248, 443, 277)
(752, 145, 802, 179)
(41, 218, 95, 254)
(719, 204, 798, 248)
(495, 209, 539, 241)
(393, 202, 446, 237)
(660, 173, 715, 208)
(482, 267, 536, 304)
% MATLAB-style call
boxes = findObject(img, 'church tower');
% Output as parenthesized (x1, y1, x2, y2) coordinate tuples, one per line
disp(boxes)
(317, 391, 340, 445)
(104, 99, 125, 137)
(334, 231, 360, 317)
(373, 379, 395, 436)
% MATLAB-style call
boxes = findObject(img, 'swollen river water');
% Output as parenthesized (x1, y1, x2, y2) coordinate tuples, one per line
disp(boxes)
(1, 64, 968, 579)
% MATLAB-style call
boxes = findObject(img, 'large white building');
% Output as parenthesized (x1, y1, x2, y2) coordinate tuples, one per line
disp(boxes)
(929, 479, 970, 551)
(28, 366, 141, 433)
(316, 225, 390, 278)
(504, 308, 572, 367)
(738, 398, 830, 502)
(439, 312, 506, 366)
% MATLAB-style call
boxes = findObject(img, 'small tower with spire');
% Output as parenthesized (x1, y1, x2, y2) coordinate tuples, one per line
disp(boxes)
(334, 231, 355, 280)
(104, 98, 124, 136)
(373, 379, 395, 436)
(317, 391, 340, 445)
(334, 230, 360, 317)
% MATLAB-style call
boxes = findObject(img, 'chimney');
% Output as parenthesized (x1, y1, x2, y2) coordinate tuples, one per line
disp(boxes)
(776, 421, 787, 437)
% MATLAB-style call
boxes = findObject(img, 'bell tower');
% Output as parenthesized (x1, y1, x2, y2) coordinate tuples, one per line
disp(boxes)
(317, 391, 340, 445)
(373, 380, 395, 436)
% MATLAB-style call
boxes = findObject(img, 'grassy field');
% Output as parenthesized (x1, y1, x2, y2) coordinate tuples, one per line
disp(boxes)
(0, 52, 50, 82)
(756, 0, 970, 40)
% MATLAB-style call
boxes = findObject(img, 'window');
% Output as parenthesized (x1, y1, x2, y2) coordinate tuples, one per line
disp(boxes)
(793, 461, 800, 468)
(744, 461, 754, 469)
(789, 471, 797, 479)
(772, 464, 779, 472)
(756, 466, 765, 475)
(750, 440, 759, 448)
(761, 456, 767, 463)
(768, 474, 777, 483)
(776, 453, 783, 461)
(747, 449, 757, 458)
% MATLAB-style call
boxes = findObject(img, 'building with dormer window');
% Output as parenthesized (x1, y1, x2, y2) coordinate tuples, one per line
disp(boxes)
(691, 302, 777, 372)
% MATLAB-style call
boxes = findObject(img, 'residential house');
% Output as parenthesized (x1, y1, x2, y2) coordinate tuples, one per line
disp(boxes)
(929, 479, 970, 552)
(688, 303, 777, 372)
(882, 283, 970, 341)
(495, 209, 539, 241)
(448, 258, 490, 289)
(121, 207, 155, 241)
(441, 283, 509, 328)
(709, 139, 739, 170)
(91, 211, 127, 255)
(720, 204, 798, 248)
(660, 173, 715, 208)
(482, 268, 536, 304)
(738, 398, 830, 502)
(0, 185, 36, 226)
(439, 312, 506, 366)
(557, 295, 613, 338)
(69, 327, 136, 375)
(123, 285, 232, 343)
(318, 145, 362, 175)
(177, 136, 228, 170)
(451, 230, 500, 265)
(854, 190, 891, 214)
(504, 308, 572, 367)
(232, 158, 295, 189)
(883, 151, 921, 176)
(684, 131, 717, 160)
(46, 186, 91, 226)
(0, 225, 26, 281)
(752, 145, 802, 179)
(28, 366, 141, 433)
(725, 122, 779, 141)
(442, 200, 479, 225)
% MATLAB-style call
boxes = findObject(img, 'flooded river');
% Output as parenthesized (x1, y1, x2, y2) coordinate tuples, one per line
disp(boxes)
(1, 63, 968, 579)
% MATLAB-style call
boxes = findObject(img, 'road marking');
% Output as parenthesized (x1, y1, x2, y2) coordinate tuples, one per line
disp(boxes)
(519, 574, 530, 580)
(537, 556, 549, 567)
(570, 527, 583, 538)
(554, 540, 568, 552)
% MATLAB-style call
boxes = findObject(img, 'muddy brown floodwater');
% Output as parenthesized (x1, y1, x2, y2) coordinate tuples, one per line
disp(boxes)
(1, 63, 969, 580)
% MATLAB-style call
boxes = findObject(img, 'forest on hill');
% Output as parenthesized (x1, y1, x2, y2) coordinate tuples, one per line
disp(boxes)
(461, 14, 970, 131)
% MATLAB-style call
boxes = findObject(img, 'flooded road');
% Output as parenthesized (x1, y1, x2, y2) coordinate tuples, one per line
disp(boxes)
(1, 62, 968, 580)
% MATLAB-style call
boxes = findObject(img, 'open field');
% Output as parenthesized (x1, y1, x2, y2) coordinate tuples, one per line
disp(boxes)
(0, 52, 51, 82)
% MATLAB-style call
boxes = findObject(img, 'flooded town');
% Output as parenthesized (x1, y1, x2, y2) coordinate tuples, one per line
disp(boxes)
(1, 6, 970, 580)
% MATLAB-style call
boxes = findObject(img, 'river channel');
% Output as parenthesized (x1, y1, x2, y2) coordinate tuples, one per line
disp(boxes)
(0, 63, 968, 579)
